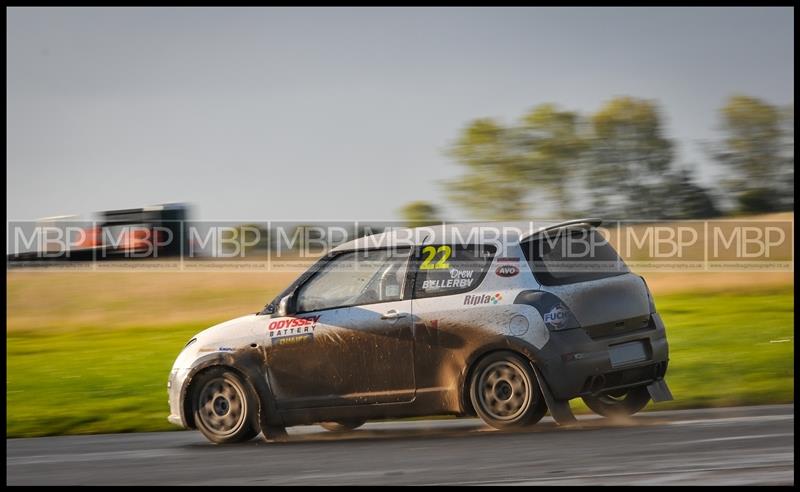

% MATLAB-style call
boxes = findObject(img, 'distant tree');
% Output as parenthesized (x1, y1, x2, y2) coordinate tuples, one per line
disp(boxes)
(737, 188, 779, 214)
(588, 97, 674, 219)
(517, 104, 588, 218)
(444, 119, 530, 220)
(443, 95, 775, 221)
(710, 95, 793, 213)
(656, 168, 720, 219)
(399, 201, 441, 227)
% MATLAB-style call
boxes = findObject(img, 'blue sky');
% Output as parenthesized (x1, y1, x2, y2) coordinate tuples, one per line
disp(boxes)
(6, 7, 794, 221)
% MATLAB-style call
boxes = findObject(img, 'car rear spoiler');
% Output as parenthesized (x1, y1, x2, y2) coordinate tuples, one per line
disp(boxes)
(518, 218, 603, 243)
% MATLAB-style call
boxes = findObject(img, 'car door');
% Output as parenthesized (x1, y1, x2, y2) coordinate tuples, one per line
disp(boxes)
(266, 247, 415, 409)
(409, 243, 498, 395)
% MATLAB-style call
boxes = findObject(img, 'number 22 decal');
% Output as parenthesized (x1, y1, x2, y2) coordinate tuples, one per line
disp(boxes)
(420, 245, 452, 270)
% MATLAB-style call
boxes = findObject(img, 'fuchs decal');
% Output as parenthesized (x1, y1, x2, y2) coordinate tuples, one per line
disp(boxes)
(543, 303, 569, 329)
(464, 292, 503, 305)
(269, 315, 320, 344)
(495, 264, 520, 277)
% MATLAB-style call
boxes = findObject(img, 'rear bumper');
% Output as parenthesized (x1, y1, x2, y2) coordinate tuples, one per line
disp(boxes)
(536, 313, 670, 400)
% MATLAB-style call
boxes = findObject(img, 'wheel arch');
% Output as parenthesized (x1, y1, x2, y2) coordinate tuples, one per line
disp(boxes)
(458, 339, 544, 416)
(180, 352, 281, 430)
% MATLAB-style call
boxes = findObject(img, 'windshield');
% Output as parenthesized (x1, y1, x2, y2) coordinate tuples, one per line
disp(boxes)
(259, 256, 329, 315)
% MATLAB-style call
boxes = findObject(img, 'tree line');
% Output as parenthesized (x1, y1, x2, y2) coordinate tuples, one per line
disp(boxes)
(401, 94, 794, 224)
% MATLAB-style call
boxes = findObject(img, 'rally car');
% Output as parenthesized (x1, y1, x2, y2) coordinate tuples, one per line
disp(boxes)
(167, 219, 672, 443)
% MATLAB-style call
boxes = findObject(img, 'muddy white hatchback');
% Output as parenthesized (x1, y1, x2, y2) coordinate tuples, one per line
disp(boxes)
(168, 219, 672, 443)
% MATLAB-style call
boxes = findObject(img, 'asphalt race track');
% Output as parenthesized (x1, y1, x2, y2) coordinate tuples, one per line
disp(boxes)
(6, 405, 793, 485)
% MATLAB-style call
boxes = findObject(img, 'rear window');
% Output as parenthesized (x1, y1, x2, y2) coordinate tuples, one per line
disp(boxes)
(521, 228, 627, 286)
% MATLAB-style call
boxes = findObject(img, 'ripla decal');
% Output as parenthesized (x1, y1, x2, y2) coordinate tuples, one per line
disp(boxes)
(464, 293, 503, 305)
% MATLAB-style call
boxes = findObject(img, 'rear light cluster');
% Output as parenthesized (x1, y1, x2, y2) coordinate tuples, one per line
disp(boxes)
(639, 276, 657, 313)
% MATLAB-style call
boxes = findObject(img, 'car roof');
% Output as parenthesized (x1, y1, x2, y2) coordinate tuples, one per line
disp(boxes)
(329, 218, 603, 252)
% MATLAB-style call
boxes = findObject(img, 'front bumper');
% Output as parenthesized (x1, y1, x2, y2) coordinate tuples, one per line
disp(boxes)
(536, 313, 670, 400)
(167, 368, 191, 428)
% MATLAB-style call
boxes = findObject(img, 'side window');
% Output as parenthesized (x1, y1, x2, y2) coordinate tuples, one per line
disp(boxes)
(413, 244, 496, 299)
(295, 248, 411, 313)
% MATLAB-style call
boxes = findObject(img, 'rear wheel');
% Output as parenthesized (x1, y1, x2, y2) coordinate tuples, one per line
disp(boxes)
(469, 352, 547, 429)
(192, 368, 260, 444)
(320, 420, 365, 432)
(582, 385, 651, 417)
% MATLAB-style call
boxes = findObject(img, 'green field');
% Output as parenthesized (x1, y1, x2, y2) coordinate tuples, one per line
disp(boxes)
(6, 284, 794, 438)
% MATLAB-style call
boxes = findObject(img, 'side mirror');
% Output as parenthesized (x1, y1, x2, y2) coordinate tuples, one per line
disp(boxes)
(277, 294, 293, 317)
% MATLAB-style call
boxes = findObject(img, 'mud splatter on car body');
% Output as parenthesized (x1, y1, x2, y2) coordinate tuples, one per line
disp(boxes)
(168, 219, 672, 441)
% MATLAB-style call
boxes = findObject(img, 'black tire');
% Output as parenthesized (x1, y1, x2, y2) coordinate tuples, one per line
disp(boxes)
(469, 351, 547, 429)
(191, 367, 260, 444)
(320, 420, 366, 432)
(582, 385, 651, 417)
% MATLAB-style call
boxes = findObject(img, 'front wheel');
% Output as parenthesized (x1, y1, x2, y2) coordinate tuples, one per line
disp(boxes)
(582, 385, 651, 417)
(192, 368, 260, 444)
(469, 352, 547, 429)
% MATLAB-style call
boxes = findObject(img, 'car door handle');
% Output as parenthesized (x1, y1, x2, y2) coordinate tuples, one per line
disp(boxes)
(381, 310, 408, 320)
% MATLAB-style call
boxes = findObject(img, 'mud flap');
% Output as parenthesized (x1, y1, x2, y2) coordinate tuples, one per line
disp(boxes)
(531, 365, 578, 426)
(261, 424, 289, 442)
(646, 379, 674, 403)
(259, 403, 288, 442)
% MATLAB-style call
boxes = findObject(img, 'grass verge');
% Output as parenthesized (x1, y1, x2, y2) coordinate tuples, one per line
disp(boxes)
(6, 287, 793, 438)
